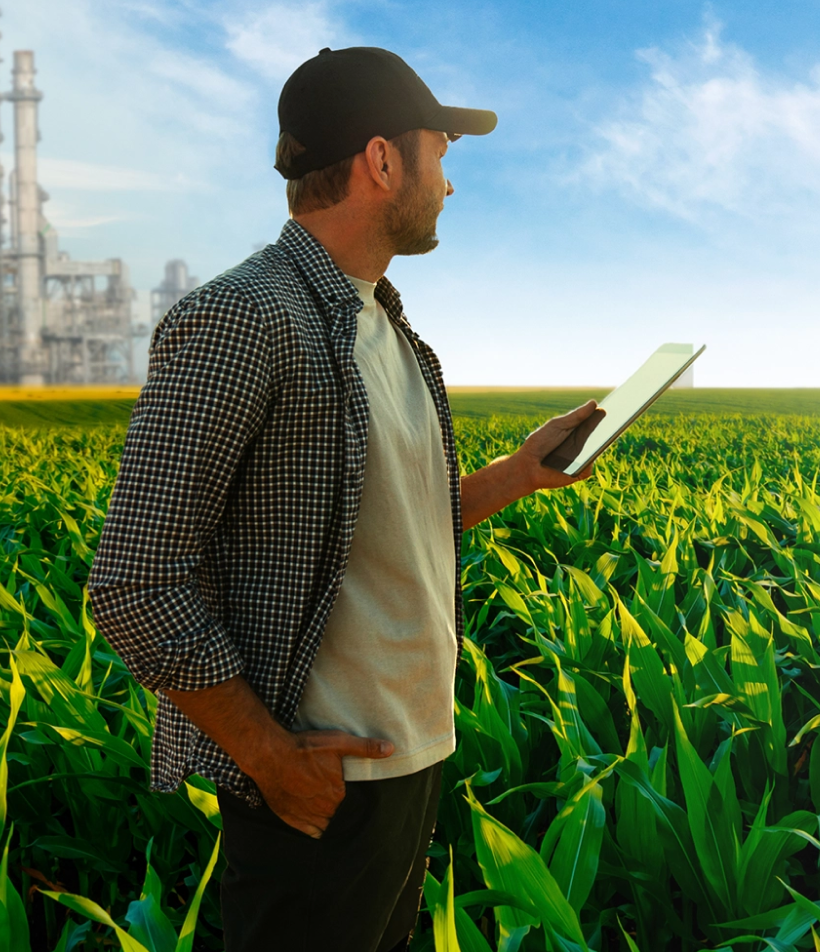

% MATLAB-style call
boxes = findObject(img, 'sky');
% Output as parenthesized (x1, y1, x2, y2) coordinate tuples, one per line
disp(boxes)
(2, 0, 819, 387)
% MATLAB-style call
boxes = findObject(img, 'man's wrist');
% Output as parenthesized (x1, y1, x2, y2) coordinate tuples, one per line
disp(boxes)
(496, 450, 538, 501)
(233, 715, 296, 779)
(163, 674, 298, 781)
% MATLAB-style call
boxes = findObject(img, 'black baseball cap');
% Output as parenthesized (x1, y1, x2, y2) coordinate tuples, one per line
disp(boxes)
(275, 47, 497, 179)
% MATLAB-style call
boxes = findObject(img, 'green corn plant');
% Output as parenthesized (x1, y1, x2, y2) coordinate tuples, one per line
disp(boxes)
(445, 412, 820, 951)
(3, 413, 820, 950)
(2, 426, 224, 949)
(40, 832, 221, 952)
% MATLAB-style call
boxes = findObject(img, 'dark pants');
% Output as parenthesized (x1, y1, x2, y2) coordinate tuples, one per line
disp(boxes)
(217, 761, 442, 952)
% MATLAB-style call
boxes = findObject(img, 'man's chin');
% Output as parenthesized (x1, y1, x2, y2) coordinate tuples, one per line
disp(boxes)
(395, 234, 440, 257)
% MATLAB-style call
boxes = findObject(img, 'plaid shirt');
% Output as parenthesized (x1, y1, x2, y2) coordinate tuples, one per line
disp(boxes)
(89, 220, 464, 804)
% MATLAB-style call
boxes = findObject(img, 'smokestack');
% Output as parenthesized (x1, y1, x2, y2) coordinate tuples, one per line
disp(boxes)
(9, 50, 44, 384)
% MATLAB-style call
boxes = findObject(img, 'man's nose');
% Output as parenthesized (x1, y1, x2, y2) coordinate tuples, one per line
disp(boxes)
(445, 179, 454, 197)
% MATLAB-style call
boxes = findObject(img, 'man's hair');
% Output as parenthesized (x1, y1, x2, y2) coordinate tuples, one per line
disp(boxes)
(277, 129, 421, 215)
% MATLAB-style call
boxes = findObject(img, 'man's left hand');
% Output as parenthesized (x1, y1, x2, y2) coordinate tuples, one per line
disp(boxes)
(460, 400, 600, 531)
(514, 399, 600, 492)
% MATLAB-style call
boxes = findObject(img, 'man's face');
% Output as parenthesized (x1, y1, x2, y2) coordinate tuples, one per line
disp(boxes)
(383, 130, 453, 257)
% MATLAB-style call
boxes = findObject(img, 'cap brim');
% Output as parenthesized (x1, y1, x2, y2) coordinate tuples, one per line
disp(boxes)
(427, 105, 497, 136)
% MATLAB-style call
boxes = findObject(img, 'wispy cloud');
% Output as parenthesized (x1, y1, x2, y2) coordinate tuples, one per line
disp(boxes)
(30, 156, 199, 192)
(578, 16, 820, 222)
(224, 2, 353, 82)
(44, 199, 125, 232)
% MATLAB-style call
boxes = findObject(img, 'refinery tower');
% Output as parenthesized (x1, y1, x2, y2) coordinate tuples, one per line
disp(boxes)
(0, 16, 147, 385)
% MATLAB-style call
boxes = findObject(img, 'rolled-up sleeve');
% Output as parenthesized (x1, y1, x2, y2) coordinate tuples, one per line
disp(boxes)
(88, 282, 273, 693)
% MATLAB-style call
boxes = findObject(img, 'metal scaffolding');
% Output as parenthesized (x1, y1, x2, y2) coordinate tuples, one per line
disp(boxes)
(0, 16, 147, 385)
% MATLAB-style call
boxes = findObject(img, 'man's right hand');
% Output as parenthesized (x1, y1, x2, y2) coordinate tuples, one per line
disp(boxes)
(163, 674, 393, 840)
(250, 728, 394, 838)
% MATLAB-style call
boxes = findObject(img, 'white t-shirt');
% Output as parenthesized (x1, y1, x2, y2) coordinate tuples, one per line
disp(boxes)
(292, 274, 458, 780)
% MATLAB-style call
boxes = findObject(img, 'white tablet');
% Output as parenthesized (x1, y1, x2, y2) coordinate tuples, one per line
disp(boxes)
(541, 343, 706, 476)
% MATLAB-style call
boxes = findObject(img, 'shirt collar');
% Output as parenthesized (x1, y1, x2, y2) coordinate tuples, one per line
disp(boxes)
(274, 219, 415, 336)
(274, 219, 358, 309)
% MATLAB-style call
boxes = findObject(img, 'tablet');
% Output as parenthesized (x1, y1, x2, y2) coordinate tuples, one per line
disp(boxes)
(541, 343, 706, 475)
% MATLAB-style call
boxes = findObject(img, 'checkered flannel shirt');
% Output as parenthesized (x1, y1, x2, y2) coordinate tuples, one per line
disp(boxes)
(88, 220, 464, 805)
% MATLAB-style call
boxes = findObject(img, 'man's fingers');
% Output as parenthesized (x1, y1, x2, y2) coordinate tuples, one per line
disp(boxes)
(557, 399, 601, 427)
(332, 734, 394, 759)
(528, 401, 601, 443)
(300, 822, 325, 839)
(275, 811, 329, 839)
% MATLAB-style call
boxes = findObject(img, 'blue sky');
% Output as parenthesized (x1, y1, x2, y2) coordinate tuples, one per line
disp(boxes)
(3, 0, 820, 386)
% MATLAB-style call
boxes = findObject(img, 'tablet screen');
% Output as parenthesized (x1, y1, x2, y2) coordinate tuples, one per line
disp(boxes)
(542, 343, 705, 475)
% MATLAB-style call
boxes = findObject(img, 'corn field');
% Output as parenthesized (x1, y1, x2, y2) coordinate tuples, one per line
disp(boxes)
(1, 411, 819, 951)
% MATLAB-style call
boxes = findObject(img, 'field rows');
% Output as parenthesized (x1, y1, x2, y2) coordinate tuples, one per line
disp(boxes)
(3, 388, 820, 428)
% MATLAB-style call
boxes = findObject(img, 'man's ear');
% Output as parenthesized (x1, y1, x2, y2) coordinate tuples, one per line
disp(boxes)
(362, 136, 394, 192)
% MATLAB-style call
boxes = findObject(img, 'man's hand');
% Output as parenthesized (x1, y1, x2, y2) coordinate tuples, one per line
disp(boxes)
(514, 399, 600, 491)
(460, 400, 600, 530)
(249, 727, 393, 838)
(163, 675, 393, 839)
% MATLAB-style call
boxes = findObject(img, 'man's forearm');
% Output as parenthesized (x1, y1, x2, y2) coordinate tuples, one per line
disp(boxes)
(460, 454, 534, 531)
(163, 674, 292, 778)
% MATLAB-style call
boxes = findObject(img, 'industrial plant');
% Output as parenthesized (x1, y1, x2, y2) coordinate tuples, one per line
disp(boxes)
(0, 18, 147, 385)
(151, 260, 199, 329)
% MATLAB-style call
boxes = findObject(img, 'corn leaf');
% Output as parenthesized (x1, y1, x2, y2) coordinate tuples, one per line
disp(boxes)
(424, 874, 494, 952)
(432, 849, 461, 952)
(41, 889, 151, 952)
(174, 831, 220, 952)
(619, 601, 674, 733)
(466, 786, 587, 948)
(606, 757, 717, 919)
(0, 826, 31, 952)
(42, 725, 145, 771)
(672, 701, 737, 911)
(125, 893, 178, 952)
(545, 779, 605, 912)
(810, 737, 820, 813)
(184, 782, 222, 831)
(617, 916, 642, 952)
(0, 659, 25, 840)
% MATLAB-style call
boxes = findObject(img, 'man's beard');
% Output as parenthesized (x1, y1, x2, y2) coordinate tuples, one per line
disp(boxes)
(382, 176, 442, 257)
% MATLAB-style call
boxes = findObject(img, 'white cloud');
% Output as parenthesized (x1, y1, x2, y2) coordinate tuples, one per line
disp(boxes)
(44, 200, 124, 231)
(224, 2, 352, 82)
(22, 156, 195, 192)
(578, 18, 820, 222)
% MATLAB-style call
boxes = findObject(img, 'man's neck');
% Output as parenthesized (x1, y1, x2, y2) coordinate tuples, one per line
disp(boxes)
(293, 207, 392, 284)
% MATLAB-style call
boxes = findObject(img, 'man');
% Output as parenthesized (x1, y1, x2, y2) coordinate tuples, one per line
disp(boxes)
(89, 47, 597, 952)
